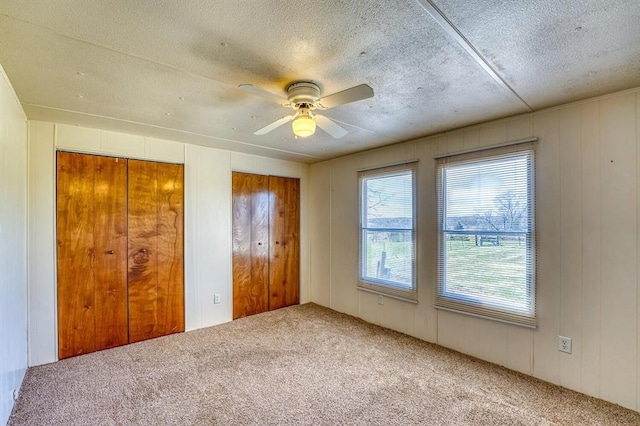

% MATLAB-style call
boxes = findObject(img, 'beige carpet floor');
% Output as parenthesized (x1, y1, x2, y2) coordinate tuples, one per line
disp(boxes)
(9, 303, 640, 425)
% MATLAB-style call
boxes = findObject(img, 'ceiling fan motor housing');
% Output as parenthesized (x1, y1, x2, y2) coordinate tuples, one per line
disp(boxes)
(287, 81, 321, 106)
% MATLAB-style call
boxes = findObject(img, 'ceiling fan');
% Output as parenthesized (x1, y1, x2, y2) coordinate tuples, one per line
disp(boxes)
(238, 81, 374, 139)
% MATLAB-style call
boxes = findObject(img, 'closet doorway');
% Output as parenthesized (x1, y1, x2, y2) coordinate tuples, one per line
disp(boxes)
(56, 151, 184, 359)
(232, 172, 300, 319)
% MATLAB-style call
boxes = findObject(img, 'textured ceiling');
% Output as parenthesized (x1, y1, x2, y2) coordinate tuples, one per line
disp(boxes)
(0, 0, 639, 163)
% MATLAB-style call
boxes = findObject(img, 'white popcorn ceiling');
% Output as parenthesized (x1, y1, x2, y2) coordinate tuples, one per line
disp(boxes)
(0, 0, 638, 162)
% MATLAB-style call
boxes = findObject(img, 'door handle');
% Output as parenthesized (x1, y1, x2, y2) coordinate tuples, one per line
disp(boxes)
(106, 250, 115, 255)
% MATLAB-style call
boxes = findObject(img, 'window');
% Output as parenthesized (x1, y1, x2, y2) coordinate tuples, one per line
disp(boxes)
(436, 146, 535, 327)
(359, 162, 417, 301)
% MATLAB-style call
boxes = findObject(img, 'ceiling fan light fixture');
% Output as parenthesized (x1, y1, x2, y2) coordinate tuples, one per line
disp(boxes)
(292, 114, 316, 137)
(239, 80, 372, 139)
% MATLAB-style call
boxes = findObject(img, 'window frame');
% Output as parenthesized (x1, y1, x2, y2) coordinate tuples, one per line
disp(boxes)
(435, 145, 536, 327)
(358, 162, 418, 302)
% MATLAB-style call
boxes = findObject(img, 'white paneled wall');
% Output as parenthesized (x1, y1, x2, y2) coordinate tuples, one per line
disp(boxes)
(309, 87, 640, 411)
(308, 162, 331, 307)
(184, 145, 232, 330)
(0, 66, 27, 424)
(598, 93, 637, 408)
(27, 123, 309, 366)
(27, 122, 56, 367)
(55, 124, 185, 163)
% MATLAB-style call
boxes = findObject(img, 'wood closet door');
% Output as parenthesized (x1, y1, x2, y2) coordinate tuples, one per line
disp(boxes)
(232, 172, 300, 318)
(57, 152, 128, 359)
(268, 176, 300, 310)
(128, 160, 184, 343)
(232, 172, 270, 319)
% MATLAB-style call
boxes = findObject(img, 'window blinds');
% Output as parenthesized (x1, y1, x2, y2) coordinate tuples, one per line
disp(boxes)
(436, 144, 536, 327)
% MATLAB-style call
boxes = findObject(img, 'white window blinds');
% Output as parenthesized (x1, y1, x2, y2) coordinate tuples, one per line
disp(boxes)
(436, 145, 536, 327)
(359, 162, 417, 301)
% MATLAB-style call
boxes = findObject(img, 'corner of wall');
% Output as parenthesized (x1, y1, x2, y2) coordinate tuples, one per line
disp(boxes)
(0, 64, 29, 425)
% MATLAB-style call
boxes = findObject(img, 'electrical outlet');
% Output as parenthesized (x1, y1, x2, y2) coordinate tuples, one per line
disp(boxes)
(378, 295, 384, 305)
(214, 293, 220, 304)
(559, 336, 572, 354)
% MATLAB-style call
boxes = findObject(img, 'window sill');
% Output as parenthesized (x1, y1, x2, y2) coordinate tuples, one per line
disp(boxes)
(357, 286, 418, 304)
(434, 304, 536, 329)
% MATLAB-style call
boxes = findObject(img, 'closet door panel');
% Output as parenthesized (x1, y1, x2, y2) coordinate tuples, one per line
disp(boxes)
(128, 160, 160, 343)
(57, 152, 128, 359)
(156, 162, 185, 335)
(232, 172, 269, 319)
(251, 175, 270, 311)
(57, 152, 97, 358)
(232, 172, 252, 319)
(93, 156, 128, 350)
(128, 160, 184, 343)
(269, 176, 300, 310)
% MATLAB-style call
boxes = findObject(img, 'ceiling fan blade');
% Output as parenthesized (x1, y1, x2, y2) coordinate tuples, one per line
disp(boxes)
(315, 114, 348, 139)
(238, 84, 290, 106)
(318, 84, 374, 109)
(254, 114, 296, 135)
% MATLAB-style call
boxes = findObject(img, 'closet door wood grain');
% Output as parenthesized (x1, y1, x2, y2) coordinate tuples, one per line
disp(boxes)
(232, 172, 269, 319)
(57, 152, 95, 359)
(156, 162, 185, 336)
(93, 155, 128, 350)
(57, 152, 128, 359)
(268, 176, 300, 310)
(128, 160, 184, 343)
(127, 160, 158, 343)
